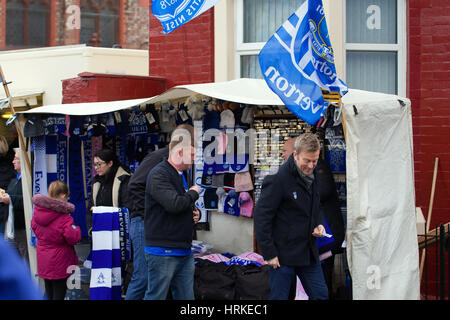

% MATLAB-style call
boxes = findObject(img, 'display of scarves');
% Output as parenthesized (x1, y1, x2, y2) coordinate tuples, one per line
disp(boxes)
(89, 206, 130, 300)
(68, 136, 89, 238)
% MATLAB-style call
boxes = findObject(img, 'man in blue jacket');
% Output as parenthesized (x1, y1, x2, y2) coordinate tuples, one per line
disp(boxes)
(144, 126, 200, 300)
(254, 133, 329, 300)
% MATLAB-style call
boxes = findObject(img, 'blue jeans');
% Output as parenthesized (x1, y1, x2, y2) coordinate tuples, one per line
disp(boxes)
(125, 217, 148, 300)
(144, 253, 195, 300)
(269, 263, 329, 300)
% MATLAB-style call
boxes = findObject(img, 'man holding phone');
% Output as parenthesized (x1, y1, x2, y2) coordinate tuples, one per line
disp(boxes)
(254, 133, 329, 300)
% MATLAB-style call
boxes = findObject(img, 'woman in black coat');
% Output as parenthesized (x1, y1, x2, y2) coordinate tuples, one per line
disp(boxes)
(0, 136, 15, 235)
(87, 149, 131, 230)
(0, 148, 28, 261)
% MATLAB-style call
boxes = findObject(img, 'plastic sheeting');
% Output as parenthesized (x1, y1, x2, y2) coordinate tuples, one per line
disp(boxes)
(342, 89, 420, 300)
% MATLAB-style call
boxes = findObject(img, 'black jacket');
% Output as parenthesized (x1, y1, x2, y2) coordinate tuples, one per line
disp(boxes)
(90, 165, 131, 209)
(254, 154, 324, 267)
(128, 146, 169, 219)
(0, 154, 15, 223)
(144, 159, 199, 249)
(87, 165, 131, 231)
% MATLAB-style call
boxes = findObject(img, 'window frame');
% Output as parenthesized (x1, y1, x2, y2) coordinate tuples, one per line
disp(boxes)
(5, 0, 51, 49)
(343, 0, 407, 96)
(234, 0, 262, 78)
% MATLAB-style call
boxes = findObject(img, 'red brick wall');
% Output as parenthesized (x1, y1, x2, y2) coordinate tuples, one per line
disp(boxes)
(0, 0, 5, 49)
(409, 1, 450, 231)
(62, 72, 167, 103)
(148, 3, 214, 88)
(408, 1, 450, 298)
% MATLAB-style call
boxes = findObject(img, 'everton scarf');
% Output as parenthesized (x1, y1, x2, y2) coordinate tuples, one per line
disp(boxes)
(90, 206, 122, 300)
(31, 135, 59, 246)
(68, 136, 89, 238)
(89, 206, 130, 300)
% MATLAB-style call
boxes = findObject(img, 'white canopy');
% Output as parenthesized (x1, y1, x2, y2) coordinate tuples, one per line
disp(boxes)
(18, 97, 154, 116)
(145, 78, 285, 106)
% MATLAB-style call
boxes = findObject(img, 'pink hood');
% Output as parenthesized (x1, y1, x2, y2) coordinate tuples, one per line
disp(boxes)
(32, 194, 75, 226)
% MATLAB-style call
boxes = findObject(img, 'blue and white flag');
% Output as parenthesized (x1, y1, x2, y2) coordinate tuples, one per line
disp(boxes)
(89, 206, 123, 300)
(259, 0, 347, 125)
(152, 0, 220, 34)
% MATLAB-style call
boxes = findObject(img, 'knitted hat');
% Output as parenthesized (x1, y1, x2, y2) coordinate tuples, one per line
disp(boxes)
(223, 173, 235, 190)
(230, 154, 249, 173)
(24, 115, 45, 137)
(239, 192, 254, 218)
(241, 106, 254, 124)
(211, 174, 224, 188)
(159, 102, 176, 133)
(204, 188, 218, 210)
(224, 189, 239, 217)
(216, 187, 228, 213)
(186, 95, 205, 120)
(175, 103, 193, 125)
(201, 174, 213, 187)
(219, 110, 235, 129)
(144, 104, 160, 133)
(234, 171, 253, 192)
(203, 109, 221, 130)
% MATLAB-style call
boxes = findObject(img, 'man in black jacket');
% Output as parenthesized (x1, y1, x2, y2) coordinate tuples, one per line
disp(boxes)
(126, 124, 194, 300)
(144, 126, 200, 300)
(254, 133, 329, 300)
(125, 145, 169, 300)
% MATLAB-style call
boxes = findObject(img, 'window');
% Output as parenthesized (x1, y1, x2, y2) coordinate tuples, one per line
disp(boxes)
(6, 0, 50, 48)
(235, 0, 306, 79)
(79, 0, 120, 48)
(345, 0, 406, 95)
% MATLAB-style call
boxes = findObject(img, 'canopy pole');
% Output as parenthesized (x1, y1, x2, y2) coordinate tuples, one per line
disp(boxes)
(0, 65, 32, 174)
(419, 157, 439, 281)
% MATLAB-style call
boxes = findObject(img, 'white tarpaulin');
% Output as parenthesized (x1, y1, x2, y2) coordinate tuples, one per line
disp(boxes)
(342, 89, 420, 300)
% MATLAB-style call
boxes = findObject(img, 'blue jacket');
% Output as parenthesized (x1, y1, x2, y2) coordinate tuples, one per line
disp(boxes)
(144, 160, 198, 249)
(0, 238, 43, 300)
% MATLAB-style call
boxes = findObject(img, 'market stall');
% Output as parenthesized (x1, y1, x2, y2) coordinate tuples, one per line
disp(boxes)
(15, 78, 419, 300)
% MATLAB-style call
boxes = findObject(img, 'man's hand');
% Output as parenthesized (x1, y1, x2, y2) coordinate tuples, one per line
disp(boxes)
(193, 207, 200, 224)
(266, 256, 281, 269)
(189, 185, 201, 194)
(0, 194, 10, 205)
(312, 224, 326, 237)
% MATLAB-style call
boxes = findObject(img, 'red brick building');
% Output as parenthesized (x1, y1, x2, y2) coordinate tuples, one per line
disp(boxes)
(146, 0, 449, 298)
(0, 0, 149, 50)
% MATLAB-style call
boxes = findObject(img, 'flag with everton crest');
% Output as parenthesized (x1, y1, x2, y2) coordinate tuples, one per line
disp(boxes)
(152, 0, 221, 34)
(258, 0, 348, 125)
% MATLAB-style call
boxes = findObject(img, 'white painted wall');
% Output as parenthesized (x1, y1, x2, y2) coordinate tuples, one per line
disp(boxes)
(0, 45, 149, 106)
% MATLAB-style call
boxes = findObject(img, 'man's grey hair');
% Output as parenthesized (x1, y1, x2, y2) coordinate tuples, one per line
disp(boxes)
(294, 133, 320, 154)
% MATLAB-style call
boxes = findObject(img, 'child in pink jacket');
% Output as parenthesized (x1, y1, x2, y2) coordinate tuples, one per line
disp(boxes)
(31, 181, 81, 300)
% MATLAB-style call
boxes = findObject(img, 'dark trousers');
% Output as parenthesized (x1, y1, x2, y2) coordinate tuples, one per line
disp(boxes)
(269, 262, 329, 300)
(44, 278, 68, 300)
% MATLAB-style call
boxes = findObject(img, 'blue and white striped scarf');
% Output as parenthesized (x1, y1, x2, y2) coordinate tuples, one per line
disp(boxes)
(89, 206, 130, 300)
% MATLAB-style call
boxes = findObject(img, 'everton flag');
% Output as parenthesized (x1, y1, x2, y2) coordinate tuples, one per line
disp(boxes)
(152, 0, 221, 34)
(258, 0, 347, 125)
